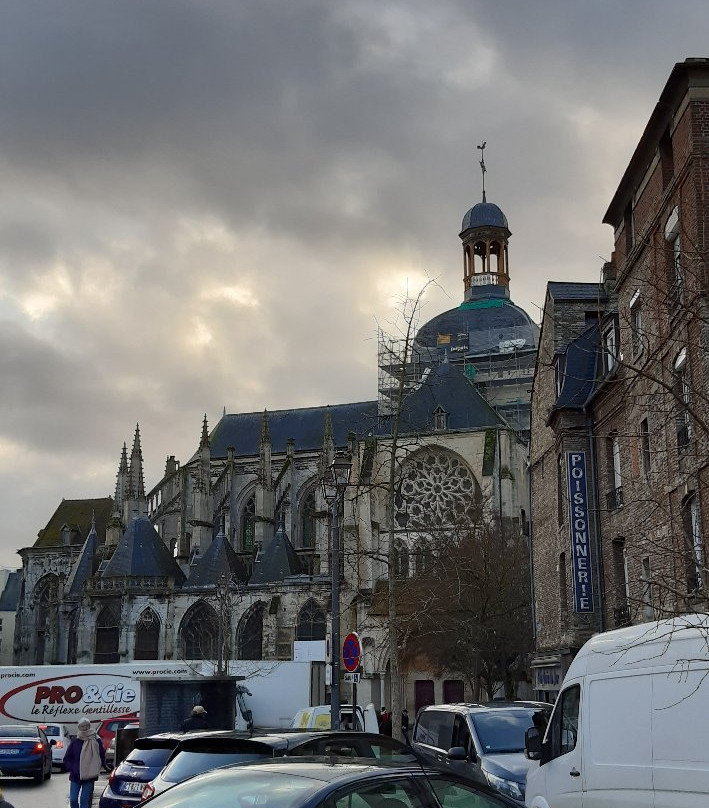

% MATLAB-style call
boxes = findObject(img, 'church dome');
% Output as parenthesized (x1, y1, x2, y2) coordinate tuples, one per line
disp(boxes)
(414, 287, 538, 356)
(461, 201, 508, 232)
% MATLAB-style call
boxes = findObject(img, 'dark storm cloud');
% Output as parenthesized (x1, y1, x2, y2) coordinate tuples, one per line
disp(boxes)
(0, 0, 708, 565)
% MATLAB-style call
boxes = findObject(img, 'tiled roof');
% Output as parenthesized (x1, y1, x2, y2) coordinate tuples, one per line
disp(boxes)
(102, 516, 186, 583)
(378, 361, 505, 435)
(204, 402, 379, 460)
(34, 497, 113, 548)
(187, 531, 249, 587)
(66, 524, 99, 595)
(554, 323, 600, 409)
(547, 282, 606, 302)
(0, 572, 21, 611)
(249, 523, 303, 585)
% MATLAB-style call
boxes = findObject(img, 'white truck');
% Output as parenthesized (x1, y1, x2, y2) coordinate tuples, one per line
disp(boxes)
(0, 660, 321, 735)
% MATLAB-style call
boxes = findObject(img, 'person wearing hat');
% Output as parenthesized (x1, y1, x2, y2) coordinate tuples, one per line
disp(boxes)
(63, 717, 106, 808)
(181, 704, 210, 732)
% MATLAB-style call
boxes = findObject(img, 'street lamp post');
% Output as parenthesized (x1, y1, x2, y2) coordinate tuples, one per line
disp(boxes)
(321, 451, 352, 731)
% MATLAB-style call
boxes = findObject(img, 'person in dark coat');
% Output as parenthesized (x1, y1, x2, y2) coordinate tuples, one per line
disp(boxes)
(181, 704, 209, 732)
(64, 717, 106, 808)
(401, 708, 410, 736)
(0, 786, 15, 808)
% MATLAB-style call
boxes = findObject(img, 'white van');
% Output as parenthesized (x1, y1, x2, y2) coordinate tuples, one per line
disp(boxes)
(290, 703, 379, 733)
(525, 615, 709, 807)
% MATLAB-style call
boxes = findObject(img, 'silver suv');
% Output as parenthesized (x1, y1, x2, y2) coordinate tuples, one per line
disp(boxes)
(411, 701, 551, 803)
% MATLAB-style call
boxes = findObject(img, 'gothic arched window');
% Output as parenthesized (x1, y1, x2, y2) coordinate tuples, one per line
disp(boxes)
(180, 601, 219, 660)
(296, 598, 326, 641)
(301, 491, 317, 549)
(237, 603, 265, 660)
(242, 494, 256, 552)
(35, 574, 59, 665)
(94, 601, 121, 664)
(134, 608, 160, 660)
(393, 542, 409, 579)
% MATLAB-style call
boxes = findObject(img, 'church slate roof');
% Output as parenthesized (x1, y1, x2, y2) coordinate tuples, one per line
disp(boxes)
(0, 572, 21, 611)
(102, 516, 186, 583)
(66, 522, 99, 595)
(34, 497, 113, 548)
(249, 522, 304, 585)
(206, 402, 379, 459)
(383, 361, 506, 435)
(554, 323, 601, 410)
(187, 530, 249, 587)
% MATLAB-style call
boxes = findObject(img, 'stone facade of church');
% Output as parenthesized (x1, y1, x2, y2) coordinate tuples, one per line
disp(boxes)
(15, 192, 538, 714)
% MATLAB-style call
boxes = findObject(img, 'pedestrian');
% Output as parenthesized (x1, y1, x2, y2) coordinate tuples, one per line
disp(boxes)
(181, 704, 209, 732)
(401, 708, 409, 736)
(379, 707, 392, 737)
(0, 786, 15, 808)
(64, 717, 106, 808)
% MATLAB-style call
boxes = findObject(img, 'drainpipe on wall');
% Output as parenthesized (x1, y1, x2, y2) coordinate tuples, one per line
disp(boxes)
(584, 407, 604, 633)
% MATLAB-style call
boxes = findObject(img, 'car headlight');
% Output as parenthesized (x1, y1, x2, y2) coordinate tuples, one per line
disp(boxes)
(485, 772, 524, 801)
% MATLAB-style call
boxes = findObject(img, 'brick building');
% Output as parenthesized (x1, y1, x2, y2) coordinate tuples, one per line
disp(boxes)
(529, 58, 709, 701)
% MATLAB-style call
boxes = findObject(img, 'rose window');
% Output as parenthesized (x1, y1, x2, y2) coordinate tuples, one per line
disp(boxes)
(396, 450, 480, 528)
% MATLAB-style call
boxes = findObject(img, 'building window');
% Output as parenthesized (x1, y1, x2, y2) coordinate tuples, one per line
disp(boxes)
(640, 418, 651, 476)
(629, 289, 644, 356)
(602, 319, 618, 374)
(624, 204, 634, 255)
(641, 557, 653, 620)
(554, 355, 566, 398)
(682, 494, 704, 593)
(612, 539, 630, 626)
(237, 603, 265, 660)
(94, 602, 121, 664)
(134, 608, 160, 660)
(665, 207, 683, 308)
(433, 406, 448, 431)
(296, 599, 326, 641)
(301, 490, 317, 549)
(180, 601, 219, 660)
(393, 542, 410, 578)
(242, 494, 256, 552)
(673, 348, 692, 449)
(606, 433, 623, 510)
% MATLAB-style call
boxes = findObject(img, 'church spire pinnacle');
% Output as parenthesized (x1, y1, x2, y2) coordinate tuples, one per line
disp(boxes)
(261, 409, 270, 444)
(200, 413, 210, 448)
(128, 423, 145, 499)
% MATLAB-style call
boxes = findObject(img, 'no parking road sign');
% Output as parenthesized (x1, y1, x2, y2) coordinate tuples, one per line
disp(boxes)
(342, 632, 362, 673)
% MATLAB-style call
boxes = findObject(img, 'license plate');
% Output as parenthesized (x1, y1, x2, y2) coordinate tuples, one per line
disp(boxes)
(0, 750, 19, 755)
(122, 782, 145, 794)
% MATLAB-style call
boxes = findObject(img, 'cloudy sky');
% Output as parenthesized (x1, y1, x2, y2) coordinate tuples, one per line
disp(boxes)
(1, 0, 707, 568)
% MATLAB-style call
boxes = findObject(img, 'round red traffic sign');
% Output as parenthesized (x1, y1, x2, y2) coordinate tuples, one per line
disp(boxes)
(342, 632, 362, 673)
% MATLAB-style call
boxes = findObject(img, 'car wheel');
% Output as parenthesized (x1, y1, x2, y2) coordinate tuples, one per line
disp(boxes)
(46, 762, 52, 780)
(34, 767, 44, 784)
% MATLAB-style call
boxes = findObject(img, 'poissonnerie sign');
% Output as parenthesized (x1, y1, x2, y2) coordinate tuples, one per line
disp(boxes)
(566, 451, 595, 613)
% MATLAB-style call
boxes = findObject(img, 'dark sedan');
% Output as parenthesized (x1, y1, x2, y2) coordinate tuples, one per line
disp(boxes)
(142, 731, 416, 799)
(140, 758, 518, 808)
(0, 724, 53, 783)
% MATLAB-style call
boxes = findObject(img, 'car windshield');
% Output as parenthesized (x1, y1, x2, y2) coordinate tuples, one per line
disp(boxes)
(0, 727, 37, 738)
(161, 750, 273, 783)
(471, 709, 549, 754)
(39, 726, 60, 736)
(125, 748, 174, 767)
(147, 769, 321, 808)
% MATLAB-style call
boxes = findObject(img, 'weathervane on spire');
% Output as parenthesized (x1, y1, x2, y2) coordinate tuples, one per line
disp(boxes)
(477, 141, 487, 202)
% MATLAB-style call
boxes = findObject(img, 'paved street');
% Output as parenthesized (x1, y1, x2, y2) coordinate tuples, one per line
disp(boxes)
(0, 768, 110, 808)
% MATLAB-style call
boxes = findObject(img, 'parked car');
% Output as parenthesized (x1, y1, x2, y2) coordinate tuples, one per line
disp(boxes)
(291, 704, 379, 732)
(142, 730, 416, 800)
(99, 734, 183, 808)
(0, 724, 53, 783)
(98, 714, 140, 748)
(411, 702, 552, 803)
(38, 722, 72, 769)
(139, 758, 518, 808)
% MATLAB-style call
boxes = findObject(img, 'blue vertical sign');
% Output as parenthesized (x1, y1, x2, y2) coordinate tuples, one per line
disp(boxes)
(566, 452, 595, 613)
